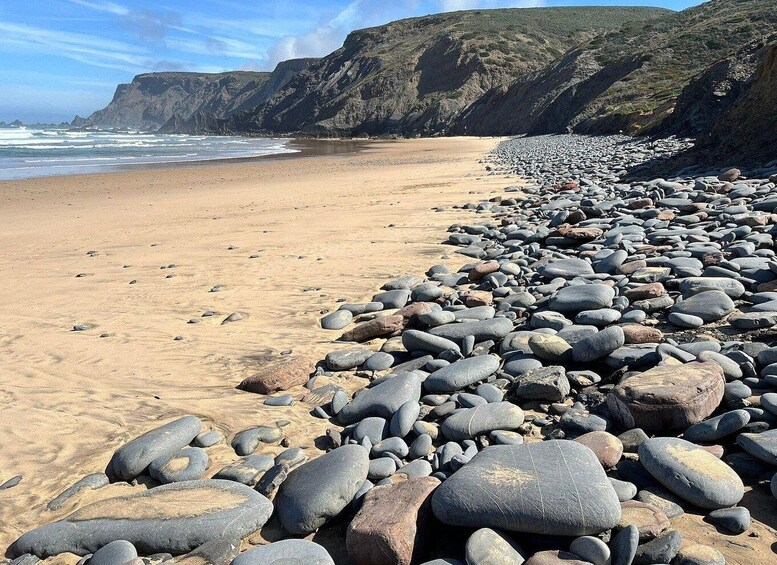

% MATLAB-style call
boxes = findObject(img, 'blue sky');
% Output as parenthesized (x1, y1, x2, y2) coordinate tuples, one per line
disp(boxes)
(0, 0, 703, 123)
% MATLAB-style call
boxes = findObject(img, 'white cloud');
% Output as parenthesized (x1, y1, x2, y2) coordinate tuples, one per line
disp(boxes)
(67, 0, 129, 16)
(265, 0, 545, 66)
(0, 21, 149, 72)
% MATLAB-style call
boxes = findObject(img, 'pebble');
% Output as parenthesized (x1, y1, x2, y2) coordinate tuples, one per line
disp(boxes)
(464, 528, 526, 565)
(231, 540, 335, 565)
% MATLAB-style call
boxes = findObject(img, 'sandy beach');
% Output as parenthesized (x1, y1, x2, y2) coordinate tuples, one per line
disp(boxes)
(0, 137, 513, 552)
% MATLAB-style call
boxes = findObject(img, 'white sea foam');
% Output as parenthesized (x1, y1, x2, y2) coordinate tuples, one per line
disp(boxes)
(0, 126, 298, 180)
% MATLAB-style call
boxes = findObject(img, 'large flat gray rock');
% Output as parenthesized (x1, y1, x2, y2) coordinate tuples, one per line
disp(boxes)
(275, 444, 369, 535)
(431, 440, 621, 536)
(11, 480, 272, 558)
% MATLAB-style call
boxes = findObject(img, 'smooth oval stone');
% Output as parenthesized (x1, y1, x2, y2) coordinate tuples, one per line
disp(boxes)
(364, 352, 395, 372)
(609, 478, 637, 502)
(368, 457, 397, 480)
(409, 434, 433, 460)
(108, 415, 202, 481)
(390, 400, 420, 438)
(737, 429, 777, 465)
(679, 277, 746, 298)
(569, 536, 610, 565)
(610, 524, 639, 565)
(540, 258, 594, 279)
(550, 284, 615, 313)
(668, 312, 704, 328)
(353, 417, 388, 445)
(89, 540, 137, 565)
(320, 310, 353, 330)
(572, 326, 624, 363)
(528, 334, 572, 362)
(683, 409, 750, 443)
(372, 437, 409, 458)
(476, 383, 504, 403)
(670, 290, 735, 323)
(232, 426, 283, 455)
(275, 444, 369, 535)
(403, 329, 461, 355)
(372, 289, 411, 309)
(396, 459, 433, 479)
(706, 506, 750, 534)
(339, 372, 422, 425)
(441, 402, 524, 441)
(576, 308, 621, 327)
(432, 441, 621, 536)
(149, 447, 208, 484)
(428, 318, 514, 343)
(425, 355, 500, 393)
(465, 528, 526, 565)
(11, 480, 272, 557)
(607, 362, 724, 432)
(639, 437, 744, 509)
(194, 431, 223, 447)
(231, 540, 335, 565)
(575, 431, 623, 468)
(325, 348, 373, 371)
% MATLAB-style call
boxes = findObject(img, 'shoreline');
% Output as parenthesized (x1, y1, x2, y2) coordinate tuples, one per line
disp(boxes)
(0, 136, 514, 553)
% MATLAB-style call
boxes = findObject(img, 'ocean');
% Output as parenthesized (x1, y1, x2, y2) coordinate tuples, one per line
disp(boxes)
(0, 126, 299, 180)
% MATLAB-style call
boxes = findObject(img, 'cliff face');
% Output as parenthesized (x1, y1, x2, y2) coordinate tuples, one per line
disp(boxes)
(702, 41, 777, 164)
(218, 7, 671, 136)
(73, 59, 316, 131)
(455, 0, 777, 136)
(75, 1, 776, 147)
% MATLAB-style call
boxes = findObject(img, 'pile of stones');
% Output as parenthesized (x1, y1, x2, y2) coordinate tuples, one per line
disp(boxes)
(7, 134, 777, 565)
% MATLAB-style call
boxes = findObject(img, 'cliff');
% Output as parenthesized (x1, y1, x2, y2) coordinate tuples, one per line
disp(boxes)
(73, 59, 316, 131)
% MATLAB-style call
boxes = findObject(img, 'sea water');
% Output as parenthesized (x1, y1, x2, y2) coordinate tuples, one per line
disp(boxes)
(0, 126, 298, 180)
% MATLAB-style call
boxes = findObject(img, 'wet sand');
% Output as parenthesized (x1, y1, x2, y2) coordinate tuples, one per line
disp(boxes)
(0, 136, 514, 551)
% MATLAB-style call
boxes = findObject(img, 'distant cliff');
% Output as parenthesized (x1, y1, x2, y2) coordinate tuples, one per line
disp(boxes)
(72, 59, 316, 131)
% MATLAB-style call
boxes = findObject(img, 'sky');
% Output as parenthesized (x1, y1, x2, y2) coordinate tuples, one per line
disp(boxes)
(0, 0, 704, 123)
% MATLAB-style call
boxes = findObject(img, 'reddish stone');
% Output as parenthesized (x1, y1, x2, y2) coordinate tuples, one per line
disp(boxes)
(461, 290, 494, 307)
(237, 357, 311, 394)
(346, 477, 440, 565)
(341, 315, 405, 342)
(622, 324, 663, 345)
(575, 431, 623, 468)
(469, 261, 500, 282)
(618, 500, 670, 540)
(607, 362, 725, 432)
(624, 283, 666, 301)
